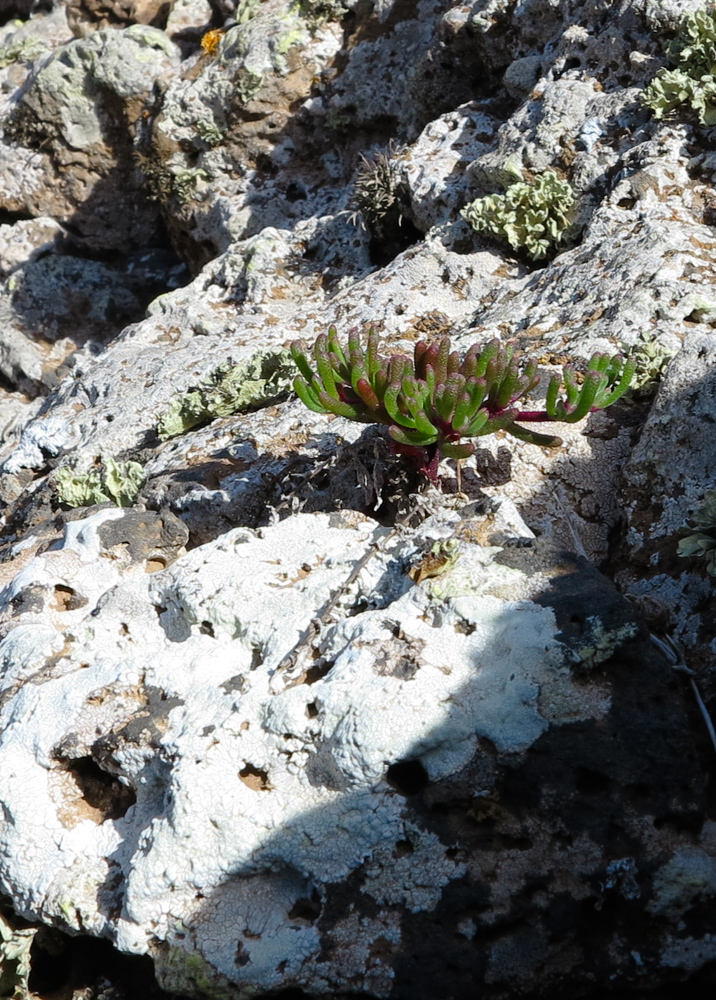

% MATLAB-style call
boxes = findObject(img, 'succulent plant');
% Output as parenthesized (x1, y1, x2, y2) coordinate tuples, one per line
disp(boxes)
(291, 329, 635, 480)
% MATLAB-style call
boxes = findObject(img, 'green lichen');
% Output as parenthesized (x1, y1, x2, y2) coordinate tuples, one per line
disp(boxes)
(643, 7, 716, 125)
(0, 904, 65, 999)
(235, 0, 261, 24)
(195, 118, 224, 145)
(460, 170, 577, 260)
(0, 908, 35, 997)
(157, 350, 297, 441)
(574, 617, 638, 669)
(156, 947, 236, 1000)
(325, 109, 353, 131)
(0, 33, 45, 69)
(235, 68, 263, 103)
(678, 491, 716, 574)
(171, 166, 210, 203)
(275, 23, 305, 55)
(623, 333, 677, 400)
(55, 457, 145, 508)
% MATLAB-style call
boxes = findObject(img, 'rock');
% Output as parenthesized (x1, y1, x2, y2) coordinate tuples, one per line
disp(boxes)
(1, 0, 716, 994)
(0, 217, 63, 278)
(0, 226, 189, 393)
(164, 0, 213, 48)
(0, 24, 179, 250)
(66, 0, 173, 35)
(142, 0, 345, 267)
(617, 333, 716, 667)
(0, 501, 706, 998)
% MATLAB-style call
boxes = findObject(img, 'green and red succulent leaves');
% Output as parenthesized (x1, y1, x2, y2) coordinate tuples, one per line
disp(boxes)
(291, 329, 635, 480)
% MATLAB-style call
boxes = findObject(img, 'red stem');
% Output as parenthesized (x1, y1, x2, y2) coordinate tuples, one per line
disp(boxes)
(512, 410, 554, 422)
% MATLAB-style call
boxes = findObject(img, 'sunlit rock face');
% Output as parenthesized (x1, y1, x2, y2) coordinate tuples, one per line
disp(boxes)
(1, 0, 716, 996)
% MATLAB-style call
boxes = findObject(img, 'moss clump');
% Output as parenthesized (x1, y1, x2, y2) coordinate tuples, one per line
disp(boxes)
(643, 7, 716, 125)
(678, 491, 716, 575)
(460, 170, 577, 260)
(55, 457, 145, 508)
(157, 350, 296, 441)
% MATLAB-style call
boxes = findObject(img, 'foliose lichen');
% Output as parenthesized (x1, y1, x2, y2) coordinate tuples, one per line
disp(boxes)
(171, 166, 210, 204)
(643, 7, 716, 125)
(157, 350, 296, 441)
(235, 68, 264, 103)
(0, 906, 36, 996)
(678, 491, 716, 574)
(194, 118, 224, 146)
(460, 170, 577, 260)
(0, 31, 45, 69)
(573, 617, 639, 669)
(623, 332, 677, 401)
(55, 457, 145, 508)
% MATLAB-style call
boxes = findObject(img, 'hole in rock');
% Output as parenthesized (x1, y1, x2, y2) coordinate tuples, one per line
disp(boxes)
(287, 891, 321, 923)
(268, 989, 314, 999)
(239, 763, 272, 791)
(62, 756, 136, 822)
(235, 941, 251, 967)
(145, 557, 166, 573)
(368, 216, 422, 268)
(386, 759, 429, 796)
(303, 660, 334, 685)
(51, 584, 88, 612)
(394, 838, 414, 857)
(574, 767, 611, 796)
(27, 932, 172, 998)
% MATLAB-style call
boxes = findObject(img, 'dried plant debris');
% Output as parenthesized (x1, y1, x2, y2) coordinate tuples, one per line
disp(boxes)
(296, 0, 349, 28)
(678, 490, 716, 575)
(156, 350, 297, 441)
(351, 145, 407, 236)
(461, 170, 578, 260)
(643, 6, 716, 125)
(55, 457, 145, 508)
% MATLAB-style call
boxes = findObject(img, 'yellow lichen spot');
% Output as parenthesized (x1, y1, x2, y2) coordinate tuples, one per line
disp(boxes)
(200, 28, 225, 55)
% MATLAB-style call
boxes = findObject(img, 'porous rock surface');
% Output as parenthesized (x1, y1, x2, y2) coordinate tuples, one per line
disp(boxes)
(0, 499, 709, 1000)
(0, 0, 715, 997)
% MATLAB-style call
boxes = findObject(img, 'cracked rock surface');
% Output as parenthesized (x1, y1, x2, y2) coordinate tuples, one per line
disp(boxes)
(0, 0, 716, 997)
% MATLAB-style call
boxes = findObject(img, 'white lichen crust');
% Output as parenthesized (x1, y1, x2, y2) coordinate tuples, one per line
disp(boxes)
(0, 505, 628, 996)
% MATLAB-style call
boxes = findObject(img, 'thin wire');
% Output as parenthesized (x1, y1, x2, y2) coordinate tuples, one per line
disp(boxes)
(650, 633, 716, 753)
